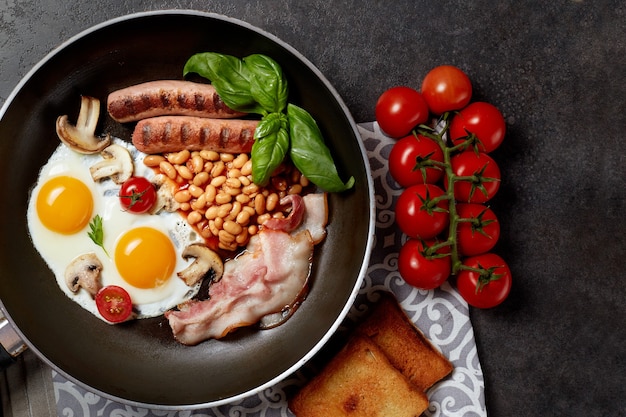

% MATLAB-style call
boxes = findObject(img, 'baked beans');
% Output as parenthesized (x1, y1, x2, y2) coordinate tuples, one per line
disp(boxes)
(145, 150, 309, 251)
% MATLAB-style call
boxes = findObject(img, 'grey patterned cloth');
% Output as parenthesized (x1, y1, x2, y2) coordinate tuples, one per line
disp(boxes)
(0, 345, 56, 417)
(46, 122, 486, 416)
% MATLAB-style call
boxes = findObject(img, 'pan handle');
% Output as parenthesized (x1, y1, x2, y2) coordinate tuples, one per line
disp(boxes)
(0, 314, 28, 369)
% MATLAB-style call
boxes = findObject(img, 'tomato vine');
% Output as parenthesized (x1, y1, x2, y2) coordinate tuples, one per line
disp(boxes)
(377, 65, 512, 308)
(416, 115, 501, 275)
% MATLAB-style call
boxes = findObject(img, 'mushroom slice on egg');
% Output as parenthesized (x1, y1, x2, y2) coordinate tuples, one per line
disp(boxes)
(150, 174, 181, 214)
(177, 244, 224, 286)
(89, 144, 133, 184)
(65, 252, 103, 297)
(56, 95, 111, 154)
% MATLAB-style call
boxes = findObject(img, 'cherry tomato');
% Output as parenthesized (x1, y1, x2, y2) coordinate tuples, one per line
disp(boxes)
(421, 65, 472, 115)
(449, 102, 506, 153)
(388, 134, 444, 187)
(456, 253, 512, 308)
(446, 151, 501, 203)
(375, 86, 430, 138)
(398, 239, 451, 289)
(456, 203, 500, 256)
(119, 177, 157, 214)
(95, 285, 133, 323)
(395, 184, 449, 239)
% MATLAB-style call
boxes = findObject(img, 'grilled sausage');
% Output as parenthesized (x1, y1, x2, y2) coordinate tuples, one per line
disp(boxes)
(107, 80, 246, 123)
(131, 116, 258, 154)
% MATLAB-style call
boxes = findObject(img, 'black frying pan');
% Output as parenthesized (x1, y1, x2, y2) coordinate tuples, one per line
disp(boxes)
(0, 10, 374, 408)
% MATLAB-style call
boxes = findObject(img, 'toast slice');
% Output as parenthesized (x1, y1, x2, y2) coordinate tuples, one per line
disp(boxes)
(357, 292, 453, 391)
(288, 335, 429, 417)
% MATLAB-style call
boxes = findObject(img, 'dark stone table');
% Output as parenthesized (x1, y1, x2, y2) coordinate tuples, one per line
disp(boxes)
(1, 1, 624, 415)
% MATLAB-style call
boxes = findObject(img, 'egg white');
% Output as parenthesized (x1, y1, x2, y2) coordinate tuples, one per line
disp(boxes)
(27, 138, 205, 321)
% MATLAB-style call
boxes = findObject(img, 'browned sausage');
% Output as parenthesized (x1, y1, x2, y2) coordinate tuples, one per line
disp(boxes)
(107, 80, 246, 123)
(131, 116, 258, 154)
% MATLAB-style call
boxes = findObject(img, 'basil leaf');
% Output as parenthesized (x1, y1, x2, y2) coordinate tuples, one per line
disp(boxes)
(244, 54, 288, 114)
(184, 51, 354, 193)
(183, 52, 265, 114)
(287, 104, 355, 192)
(252, 112, 290, 186)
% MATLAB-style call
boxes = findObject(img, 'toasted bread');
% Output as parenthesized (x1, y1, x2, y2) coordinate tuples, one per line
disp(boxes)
(288, 335, 429, 417)
(357, 292, 453, 391)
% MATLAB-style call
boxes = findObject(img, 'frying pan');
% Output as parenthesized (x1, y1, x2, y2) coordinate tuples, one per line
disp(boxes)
(0, 10, 374, 408)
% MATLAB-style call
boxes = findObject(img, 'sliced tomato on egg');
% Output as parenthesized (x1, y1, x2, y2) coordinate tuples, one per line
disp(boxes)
(95, 285, 133, 323)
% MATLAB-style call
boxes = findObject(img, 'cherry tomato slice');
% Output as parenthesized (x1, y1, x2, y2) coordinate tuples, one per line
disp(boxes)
(119, 177, 157, 214)
(398, 239, 451, 290)
(375, 86, 430, 138)
(449, 102, 506, 153)
(95, 285, 133, 323)
(421, 65, 472, 115)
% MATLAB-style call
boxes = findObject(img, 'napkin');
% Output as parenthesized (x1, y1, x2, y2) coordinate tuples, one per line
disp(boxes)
(52, 122, 486, 417)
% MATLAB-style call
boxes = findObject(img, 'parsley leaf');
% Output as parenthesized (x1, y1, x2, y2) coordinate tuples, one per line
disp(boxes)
(87, 215, 109, 257)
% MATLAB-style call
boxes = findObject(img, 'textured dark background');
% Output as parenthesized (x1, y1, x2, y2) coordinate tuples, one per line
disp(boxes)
(1, 1, 625, 416)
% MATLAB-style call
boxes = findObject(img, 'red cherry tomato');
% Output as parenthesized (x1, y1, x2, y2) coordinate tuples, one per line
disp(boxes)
(375, 86, 430, 138)
(398, 239, 451, 290)
(421, 65, 472, 115)
(388, 134, 445, 187)
(449, 102, 506, 153)
(456, 203, 501, 256)
(456, 253, 512, 308)
(446, 151, 501, 203)
(119, 177, 157, 214)
(395, 184, 449, 239)
(95, 285, 133, 323)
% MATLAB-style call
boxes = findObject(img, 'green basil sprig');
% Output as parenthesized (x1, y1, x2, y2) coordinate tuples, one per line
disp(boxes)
(245, 54, 288, 114)
(183, 54, 259, 113)
(288, 104, 355, 192)
(184, 52, 285, 114)
(183, 52, 354, 192)
(252, 112, 290, 186)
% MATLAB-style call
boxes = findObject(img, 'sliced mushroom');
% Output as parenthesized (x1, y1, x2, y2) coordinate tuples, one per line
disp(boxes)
(65, 253, 103, 297)
(56, 96, 111, 154)
(89, 144, 133, 184)
(177, 244, 224, 286)
(149, 174, 180, 214)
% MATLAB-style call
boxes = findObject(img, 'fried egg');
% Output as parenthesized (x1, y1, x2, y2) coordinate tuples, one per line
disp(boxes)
(27, 138, 205, 321)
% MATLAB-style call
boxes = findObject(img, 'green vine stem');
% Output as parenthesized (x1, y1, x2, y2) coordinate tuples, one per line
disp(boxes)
(416, 113, 488, 276)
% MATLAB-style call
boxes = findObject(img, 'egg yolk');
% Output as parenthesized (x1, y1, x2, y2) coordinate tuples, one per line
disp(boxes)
(115, 227, 176, 289)
(36, 176, 93, 234)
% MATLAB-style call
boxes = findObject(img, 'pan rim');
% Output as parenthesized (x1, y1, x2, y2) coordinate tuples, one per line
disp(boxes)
(0, 9, 376, 410)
